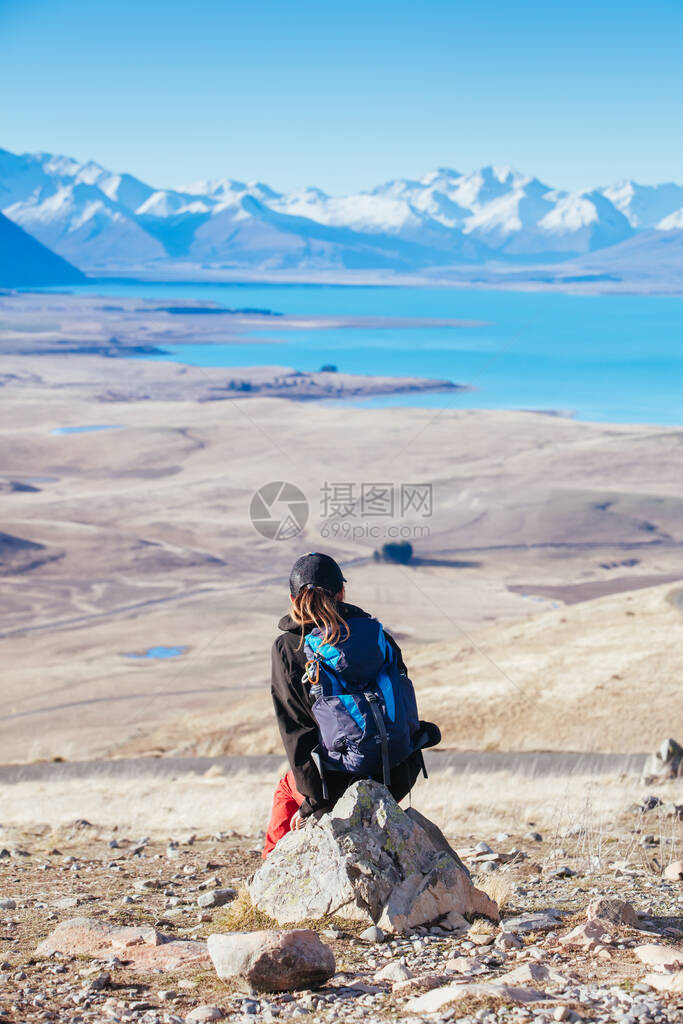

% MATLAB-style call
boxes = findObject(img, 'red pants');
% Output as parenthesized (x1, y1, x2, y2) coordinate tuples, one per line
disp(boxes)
(262, 770, 305, 858)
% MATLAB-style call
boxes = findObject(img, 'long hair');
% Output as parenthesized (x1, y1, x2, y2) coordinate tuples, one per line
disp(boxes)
(290, 586, 349, 652)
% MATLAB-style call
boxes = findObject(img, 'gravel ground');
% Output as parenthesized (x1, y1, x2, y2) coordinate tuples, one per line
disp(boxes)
(0, 803, 681, 1024)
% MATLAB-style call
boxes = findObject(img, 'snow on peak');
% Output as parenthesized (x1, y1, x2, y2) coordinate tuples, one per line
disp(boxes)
(601, 179, 683, 228)
(539, 192, 598, 233)
(1, 146, 678, 272)
(182, 178, 248, 197)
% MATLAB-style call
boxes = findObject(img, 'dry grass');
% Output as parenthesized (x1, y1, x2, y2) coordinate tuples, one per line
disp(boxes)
(467, 917, 498, 936)
(211, 886, 368, 938)
(212, 887, 278, 933)
(443, 995, 519, 1015)
(2, 764, 680, 857)
(473, 871, 514, 912)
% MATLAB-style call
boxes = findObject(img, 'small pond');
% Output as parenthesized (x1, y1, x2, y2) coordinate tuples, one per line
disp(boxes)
(50, 425, 125, 436)
(123, 646, 189, 660)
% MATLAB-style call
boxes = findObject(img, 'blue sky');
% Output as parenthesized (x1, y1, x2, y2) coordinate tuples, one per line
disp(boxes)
(3, 0, 682, 194)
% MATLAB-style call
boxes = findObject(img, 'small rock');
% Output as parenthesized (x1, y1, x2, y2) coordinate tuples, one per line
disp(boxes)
(495, 931, 522, 950)
(642, 972, 683, 993)
(35, 917, 209, 971)
(87, 969, 111, 989)
(524, 832, 543, 842)
(445, 955, 484, 974)
(663, 860, 683, 881)
(197, 888, 237, 909)
(634, 943, 683, 971)
(407, 980, 547, 1013)
(208, 929, 335, 992)
(560, 920, 613, 951)
(553, 1008, 571, 1022)
(503, 911, 562, 934)
(158, 989, 176, 1001)
(497, 963, 568, 987)
(545, 866, 574, 879)
(55, 896, 82, 911)
(375, 961, 412, 983)
(586, 897, 639, 928)
(0, 898, 16, 910)
(186, 1007, 225, 1022)
(359, 925, 385, 943)
(475, 842, 493, 854)
(641, 736, 682, 783)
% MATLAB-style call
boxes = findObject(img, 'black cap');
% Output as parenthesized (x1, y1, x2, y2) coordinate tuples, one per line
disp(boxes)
(289, 552, 347, 597)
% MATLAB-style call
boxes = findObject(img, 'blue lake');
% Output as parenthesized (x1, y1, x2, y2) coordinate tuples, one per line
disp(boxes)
(51, 282, 683, 425)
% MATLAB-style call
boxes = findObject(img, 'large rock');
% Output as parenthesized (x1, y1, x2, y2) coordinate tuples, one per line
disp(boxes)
(207, 929, 335, 991)
(35, 917, 209, 972)
(249, 781, 497, 933)
(404, 807, 471, 878)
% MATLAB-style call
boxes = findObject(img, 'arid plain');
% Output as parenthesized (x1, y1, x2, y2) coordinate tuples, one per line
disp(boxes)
(1, 293, 682, 765)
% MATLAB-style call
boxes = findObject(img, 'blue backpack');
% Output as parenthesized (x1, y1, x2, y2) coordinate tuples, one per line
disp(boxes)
(303, 615, 421, 790)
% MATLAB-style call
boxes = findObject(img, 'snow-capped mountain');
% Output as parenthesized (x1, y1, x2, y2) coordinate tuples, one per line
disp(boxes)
(2, 147, 683, 278)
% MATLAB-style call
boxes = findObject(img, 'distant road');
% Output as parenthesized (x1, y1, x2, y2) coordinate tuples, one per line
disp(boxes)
(0, 750, 648, 784)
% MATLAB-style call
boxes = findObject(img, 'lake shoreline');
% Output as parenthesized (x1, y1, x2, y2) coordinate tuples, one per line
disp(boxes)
(3, 285, 682, 424)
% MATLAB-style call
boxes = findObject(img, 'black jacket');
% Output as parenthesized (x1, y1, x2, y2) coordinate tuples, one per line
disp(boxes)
(271, 602, 421, 818)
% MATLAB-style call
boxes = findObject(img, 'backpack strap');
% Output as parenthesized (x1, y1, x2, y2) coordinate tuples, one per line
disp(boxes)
(310, 746, 329, 802)
(365, 691, 391, 787)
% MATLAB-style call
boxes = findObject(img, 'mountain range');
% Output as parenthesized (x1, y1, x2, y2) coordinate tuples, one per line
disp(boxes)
(2, 147, 683, 284)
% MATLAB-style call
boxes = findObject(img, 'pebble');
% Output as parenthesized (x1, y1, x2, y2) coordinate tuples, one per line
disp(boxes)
(2, 817, 681, 1024)
(185, 1006, 224, 1022)
(0, 898, 16, 910)
(374, 960, 412, 982)
(359, 925, 385, 943)
(545, 866, 575, 879)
